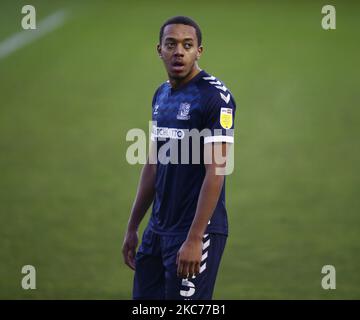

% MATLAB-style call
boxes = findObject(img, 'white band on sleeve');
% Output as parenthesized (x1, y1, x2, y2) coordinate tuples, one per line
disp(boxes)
(204, 135, 234, 144)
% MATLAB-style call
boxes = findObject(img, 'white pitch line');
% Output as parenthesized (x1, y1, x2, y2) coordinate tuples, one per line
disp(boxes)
(0, 9, 67, 60)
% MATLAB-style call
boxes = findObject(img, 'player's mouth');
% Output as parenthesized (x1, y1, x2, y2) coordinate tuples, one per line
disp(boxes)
(171, 61, 185, 73)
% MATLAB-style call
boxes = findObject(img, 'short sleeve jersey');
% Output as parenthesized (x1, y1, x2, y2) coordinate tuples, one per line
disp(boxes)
(149, 70, 236, 236)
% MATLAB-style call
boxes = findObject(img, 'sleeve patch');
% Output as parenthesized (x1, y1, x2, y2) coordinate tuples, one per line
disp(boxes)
(220, 108, 233, 129)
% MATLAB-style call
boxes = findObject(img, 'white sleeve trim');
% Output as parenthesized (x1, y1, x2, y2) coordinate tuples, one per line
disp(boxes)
(204, 136, 234, 144)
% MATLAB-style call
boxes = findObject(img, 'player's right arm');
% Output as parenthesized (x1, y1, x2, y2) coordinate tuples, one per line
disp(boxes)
(122, 155, 156, 270)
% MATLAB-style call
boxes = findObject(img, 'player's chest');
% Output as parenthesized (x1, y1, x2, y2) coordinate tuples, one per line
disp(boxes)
(152, 95, 202, 129)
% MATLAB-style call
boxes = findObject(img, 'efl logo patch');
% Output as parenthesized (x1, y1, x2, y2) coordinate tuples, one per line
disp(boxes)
(220, 107, 233, 129)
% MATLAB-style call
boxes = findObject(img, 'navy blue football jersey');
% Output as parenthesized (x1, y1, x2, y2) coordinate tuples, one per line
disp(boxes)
(148, 70, 236, 236)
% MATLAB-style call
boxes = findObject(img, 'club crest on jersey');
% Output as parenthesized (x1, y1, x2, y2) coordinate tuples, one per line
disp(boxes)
(220, 107, 233, 129)
(177, 102, 191, 120)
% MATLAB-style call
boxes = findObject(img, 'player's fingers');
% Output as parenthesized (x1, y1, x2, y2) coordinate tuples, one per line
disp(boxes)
(123, 246, 136, 270)
(188, 261, 195, 278)
(177, 258, 182, 277)
(122, 243, 129, 262)
(181, 261, 189, 279)
(128, 249, 136, 270)
(194, 261, 200, 276)
(177, 259, 188, 278)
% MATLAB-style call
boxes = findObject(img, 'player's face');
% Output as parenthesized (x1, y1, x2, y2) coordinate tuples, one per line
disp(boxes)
(158, 24, 203, 80)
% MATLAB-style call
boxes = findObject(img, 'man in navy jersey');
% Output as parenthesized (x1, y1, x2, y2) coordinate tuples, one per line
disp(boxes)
(122, 16, 236, 300)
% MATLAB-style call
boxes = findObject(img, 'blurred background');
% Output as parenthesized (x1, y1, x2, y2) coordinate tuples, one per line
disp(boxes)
(0, 0, 359, 299)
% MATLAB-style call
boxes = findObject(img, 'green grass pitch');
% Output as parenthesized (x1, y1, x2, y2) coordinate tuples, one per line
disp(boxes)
(0, 0, 359, 299)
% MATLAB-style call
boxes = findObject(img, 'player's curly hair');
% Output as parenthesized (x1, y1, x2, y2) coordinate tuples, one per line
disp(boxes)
(159, 16, 202, 46)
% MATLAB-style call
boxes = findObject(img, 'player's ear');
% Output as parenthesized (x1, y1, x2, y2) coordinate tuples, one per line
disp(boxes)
(196, 45, 203, 60)
(157, 44, 162, 59)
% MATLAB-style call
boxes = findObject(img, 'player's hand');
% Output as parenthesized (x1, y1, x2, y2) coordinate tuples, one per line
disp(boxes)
(176, 238, 203, 279)
(122, 229, 138, 271)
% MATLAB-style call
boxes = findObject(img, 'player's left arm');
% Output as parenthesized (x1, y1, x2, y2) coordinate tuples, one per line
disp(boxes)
(176, 142, 231, 279)
(177, 83, 236, 279)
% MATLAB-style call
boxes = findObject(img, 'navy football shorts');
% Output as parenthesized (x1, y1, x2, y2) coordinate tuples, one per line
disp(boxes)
(133, 227, 227, 300)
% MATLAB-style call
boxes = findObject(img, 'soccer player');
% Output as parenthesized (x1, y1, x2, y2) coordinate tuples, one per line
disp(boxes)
(122, 16, 236, 299)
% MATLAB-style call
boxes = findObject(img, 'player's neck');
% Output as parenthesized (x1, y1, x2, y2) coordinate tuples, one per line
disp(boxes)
(169, 65, 202, 90)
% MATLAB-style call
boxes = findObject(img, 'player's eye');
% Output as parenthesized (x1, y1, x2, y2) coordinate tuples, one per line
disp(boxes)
(165, 43, 175, 49)
(184, 43, 192, 49)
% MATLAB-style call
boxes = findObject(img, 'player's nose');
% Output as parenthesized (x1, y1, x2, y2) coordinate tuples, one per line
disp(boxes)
(174, 43, 185, 57)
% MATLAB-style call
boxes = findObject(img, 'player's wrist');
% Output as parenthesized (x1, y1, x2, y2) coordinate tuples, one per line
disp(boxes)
(186, 232, 203, 243)
(127, 221, 139, 233)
